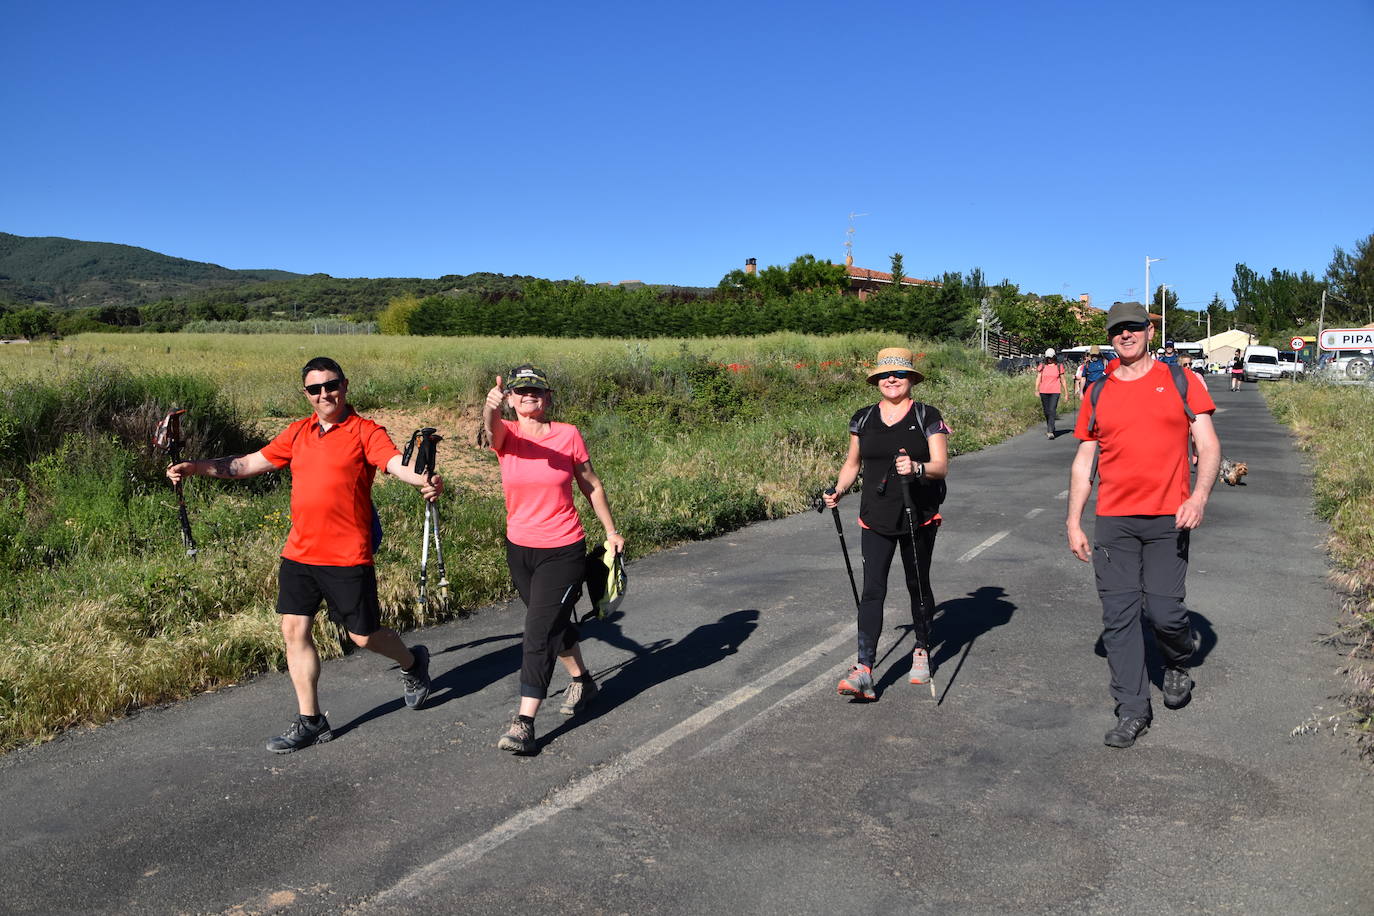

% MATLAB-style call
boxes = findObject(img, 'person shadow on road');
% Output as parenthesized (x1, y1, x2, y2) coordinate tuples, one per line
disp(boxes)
(874, 585, 1017, 699)
(535, 608, 761, 751)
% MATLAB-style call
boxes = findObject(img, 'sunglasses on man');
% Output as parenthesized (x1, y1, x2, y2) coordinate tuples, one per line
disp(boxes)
(303, 378, 344, 396)
(1108, 321, 1150, 336)
(511, 386, 548, 397)
(874, 370, 913, 381)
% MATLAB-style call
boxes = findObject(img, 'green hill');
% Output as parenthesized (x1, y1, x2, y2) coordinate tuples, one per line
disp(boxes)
(0, 232, 301, 307)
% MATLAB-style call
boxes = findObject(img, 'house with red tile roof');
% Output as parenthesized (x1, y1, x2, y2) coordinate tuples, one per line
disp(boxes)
(844, 264, 942, 300)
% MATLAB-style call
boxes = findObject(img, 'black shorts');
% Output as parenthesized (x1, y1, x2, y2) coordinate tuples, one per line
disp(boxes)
(276, 557, 382, 636)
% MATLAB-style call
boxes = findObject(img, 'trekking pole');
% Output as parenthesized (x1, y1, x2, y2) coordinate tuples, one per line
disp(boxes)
(153, 408, 198, 559)
(897, 451, 935, 698)
(815, 488, 861, 613)
(403, 427, 449, 610)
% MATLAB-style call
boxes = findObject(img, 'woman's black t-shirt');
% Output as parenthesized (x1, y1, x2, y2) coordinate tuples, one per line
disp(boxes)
(849, 401, 948, 535)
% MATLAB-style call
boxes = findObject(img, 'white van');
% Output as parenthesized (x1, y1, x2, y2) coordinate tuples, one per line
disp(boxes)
(1242, 345, 1283, 382)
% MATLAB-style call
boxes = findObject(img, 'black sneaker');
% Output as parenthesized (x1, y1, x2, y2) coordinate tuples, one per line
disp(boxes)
(1104, 715, 1151, 749)
(401, 645, 431, 709)
(559, 678, 599, 716)
(1162, 668, 1194, 709)
(267, 715, 333, 754)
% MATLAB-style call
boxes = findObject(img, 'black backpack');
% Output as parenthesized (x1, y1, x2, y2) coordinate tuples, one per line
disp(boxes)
(853, 402, 947, 507)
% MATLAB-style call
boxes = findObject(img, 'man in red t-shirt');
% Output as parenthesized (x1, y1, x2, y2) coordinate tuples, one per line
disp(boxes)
(1065, 302, 1220, 749)
(168, 357, 443, 753)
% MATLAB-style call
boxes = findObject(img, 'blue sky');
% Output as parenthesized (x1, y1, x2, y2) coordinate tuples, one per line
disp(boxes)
(4, 1, 1372, 312)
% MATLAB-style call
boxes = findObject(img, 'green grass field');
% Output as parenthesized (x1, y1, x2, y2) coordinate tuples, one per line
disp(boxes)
(0, 332, 1046, 751)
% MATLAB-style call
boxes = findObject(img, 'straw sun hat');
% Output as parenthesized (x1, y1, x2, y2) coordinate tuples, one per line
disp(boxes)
(865, 347, 925, 385)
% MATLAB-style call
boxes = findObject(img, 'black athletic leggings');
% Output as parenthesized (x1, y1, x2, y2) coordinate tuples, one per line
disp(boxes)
(1040, 392, 1060, 432)
(857, 524, 938, 666)
(506, 537, 586, 700)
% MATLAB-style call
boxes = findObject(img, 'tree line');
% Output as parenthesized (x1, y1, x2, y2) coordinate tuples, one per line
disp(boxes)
(5, 233, 1368, 347)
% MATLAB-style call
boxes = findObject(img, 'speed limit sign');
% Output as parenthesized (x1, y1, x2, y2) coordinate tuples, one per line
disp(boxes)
(1289, 336, 1305, 350)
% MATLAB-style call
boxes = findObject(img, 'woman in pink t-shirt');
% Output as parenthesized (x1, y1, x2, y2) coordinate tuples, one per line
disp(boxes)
(481, 364, 625, 754)
(1033, 348, 1069, 439)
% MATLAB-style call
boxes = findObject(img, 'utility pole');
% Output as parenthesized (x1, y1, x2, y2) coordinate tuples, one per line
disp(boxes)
(1318, 289, 1327, 347)
(1159, 283, 1172, 344)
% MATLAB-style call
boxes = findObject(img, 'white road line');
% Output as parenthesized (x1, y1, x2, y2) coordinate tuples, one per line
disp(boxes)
(957, 530, 1010, 563)
(1025, 507, 1044, 519)
(1055, 489, 1069, 500)
(696, 655, 854, 758)
(361, 623, 853, 908)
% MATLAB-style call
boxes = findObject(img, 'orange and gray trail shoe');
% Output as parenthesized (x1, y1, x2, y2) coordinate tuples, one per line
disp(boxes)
(837, 663, 876, 701)
(909, 648, 931, 685)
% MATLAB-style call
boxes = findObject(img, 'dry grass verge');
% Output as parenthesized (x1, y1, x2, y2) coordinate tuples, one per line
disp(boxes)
(1264, 381, 1374, 761)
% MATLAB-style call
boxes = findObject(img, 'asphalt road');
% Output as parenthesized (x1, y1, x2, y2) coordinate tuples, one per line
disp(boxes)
(2, 375, 1371, 915)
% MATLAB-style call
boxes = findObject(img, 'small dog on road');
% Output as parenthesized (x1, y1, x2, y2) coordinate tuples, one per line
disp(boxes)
(1219, 457, 1248, 486)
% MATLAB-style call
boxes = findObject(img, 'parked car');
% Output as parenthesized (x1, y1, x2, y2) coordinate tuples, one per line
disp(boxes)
(1317, 349, 1373, 385)
(1242, 345, 1283, 382)
(1277, 350, 1307, 378)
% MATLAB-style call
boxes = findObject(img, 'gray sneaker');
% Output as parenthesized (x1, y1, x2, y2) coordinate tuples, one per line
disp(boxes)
(837, 664, 876, 701)
(498, 715, 535, 754)
(559, 678, 599, 716)
(267, 715, 333, 754)
(401, 645, 431, 709)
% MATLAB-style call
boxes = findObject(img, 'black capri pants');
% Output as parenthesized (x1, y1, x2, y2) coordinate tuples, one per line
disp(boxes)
(857, 524, 938, 667)
(506, 537, 586, 700)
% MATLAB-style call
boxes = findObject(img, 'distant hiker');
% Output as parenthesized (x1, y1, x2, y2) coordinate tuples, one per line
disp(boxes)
(1075, 345, 1107, 399)
(1034, 348, 1069, 439)
(166, 357, 441, 753)
(1230, 352, 1244, 391)
(1065, 303, 1220, 749)
(1160, 340, 1180, 366)
(824, 347, 950, 700)
(482, 364, 624, 754)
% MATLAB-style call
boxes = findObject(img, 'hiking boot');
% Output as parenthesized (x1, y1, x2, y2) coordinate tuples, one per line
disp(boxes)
(267, 715, 333, 754)
(559, 677, 599, 716)
(1162, 667, 1194, 709)
(498, 715, 536, 754)
(1103, 715, 1151, 749)
(837, 664, 876, 701)
(401, 644, 431, 709)
(909, 648, 931, 685)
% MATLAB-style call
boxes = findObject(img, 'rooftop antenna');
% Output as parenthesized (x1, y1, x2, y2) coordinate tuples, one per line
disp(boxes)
(844, 211, 868, 267)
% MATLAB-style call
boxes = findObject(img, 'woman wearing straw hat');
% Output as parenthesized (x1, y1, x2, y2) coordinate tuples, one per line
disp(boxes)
(823, 347, 951, 699)
(482, 364, 626, 754)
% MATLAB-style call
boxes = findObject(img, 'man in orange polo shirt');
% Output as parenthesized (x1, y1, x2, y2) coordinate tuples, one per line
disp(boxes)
(1065, 303, 1220, 749)
(168, 357, 443, 753)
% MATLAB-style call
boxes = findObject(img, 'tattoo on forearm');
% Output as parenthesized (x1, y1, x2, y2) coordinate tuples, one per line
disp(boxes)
(212, 455, 243, 477)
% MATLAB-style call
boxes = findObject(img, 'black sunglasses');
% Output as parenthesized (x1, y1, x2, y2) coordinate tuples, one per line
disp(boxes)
(874, 370, 912, 381)
(511, 386, 548, 397)
(1109, 322, 1150, 336)
(303, 378, 344, 396)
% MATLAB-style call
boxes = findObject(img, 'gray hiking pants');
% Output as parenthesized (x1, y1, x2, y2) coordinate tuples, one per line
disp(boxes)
(1092, 515, 1196, 719)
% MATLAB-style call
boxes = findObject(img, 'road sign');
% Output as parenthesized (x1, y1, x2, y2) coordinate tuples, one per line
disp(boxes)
(1319, 328, 1374, 351)
(1289, 336, 1305, 351)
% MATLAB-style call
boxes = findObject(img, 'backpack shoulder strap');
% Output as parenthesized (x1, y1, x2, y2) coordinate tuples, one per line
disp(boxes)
(850, 403, 879, 435)
(914, 402, 928, 439)
(1087, 377, 1108, 436)
(1168, 363, 1197, 422)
